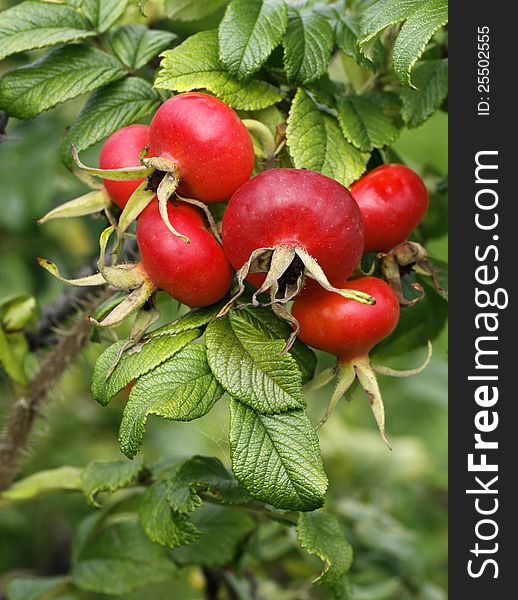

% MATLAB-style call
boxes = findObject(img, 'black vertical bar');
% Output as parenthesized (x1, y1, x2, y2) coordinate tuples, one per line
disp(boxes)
(449, 2, 516, 596)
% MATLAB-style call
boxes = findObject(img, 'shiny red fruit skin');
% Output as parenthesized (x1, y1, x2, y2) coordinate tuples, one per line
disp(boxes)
(292, 277, 400, 362)
(136, 202, 233, 307)
(222, 168, 365, 294)
(99, 124, 150, 210)
(148, 93, 254, 202)
(350, 164, 429, 253)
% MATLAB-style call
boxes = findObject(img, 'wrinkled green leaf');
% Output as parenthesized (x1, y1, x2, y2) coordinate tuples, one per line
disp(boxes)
(81, 457, 144, 507)
(359, 0, 448, 87)
(287, 89, 369, 186)
(166, 455, 252, 512)
(165, 0, 228, 21)
(0, 1, 94, 61)
(297, 512, 353, 598)
(401, 59, 448, 127)
(91, 330, 200, 406)
(337, 95, 399, 152)
(0, 466, 82, 508)
(229, 399, 328, 510)
(5, 575, 69, 600)
(283, 8, 333, 84)
(335, 15, 383, 71)
(0, 45, 125, 119)
(171, 504, 255, 566)
(206, 308, 305, 414)
(72, 519, 176, 594)
(119, 345, 224, 458)
(239, 306, 316, 384)
(155, 30, 282, 110)
(81, 0, 128, 33)
(60, 77, 161, 167)
(139, 480, 200, 548)
(110, 24, 177, 69)
(150, 304, 222, 337)
(219, 0, 288, 78)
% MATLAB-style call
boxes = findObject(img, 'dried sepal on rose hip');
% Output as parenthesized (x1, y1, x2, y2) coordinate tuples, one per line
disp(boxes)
(350, 164, 444, 304)
(37, 124, 152, 225)
(69, 93, 255, 242)
(292, 276, 432, 447)
(220, 168, 375, 336)
(38, 201, 232, 327)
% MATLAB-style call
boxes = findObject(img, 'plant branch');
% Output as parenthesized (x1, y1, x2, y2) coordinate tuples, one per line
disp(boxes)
(0, 288, 112, 490)
(0, 240, 137, 490)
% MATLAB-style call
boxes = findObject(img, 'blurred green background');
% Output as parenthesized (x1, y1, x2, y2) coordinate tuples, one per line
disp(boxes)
(0, 9, 448, 591)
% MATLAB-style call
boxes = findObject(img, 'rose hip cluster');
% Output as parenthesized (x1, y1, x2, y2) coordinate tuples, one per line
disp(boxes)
(39, 92, 433, 443)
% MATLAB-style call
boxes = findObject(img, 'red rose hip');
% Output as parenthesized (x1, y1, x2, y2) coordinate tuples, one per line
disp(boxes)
(148, 92, 255, 202)
(221, 168, 371, 312)
(292, 276, 430, 446)
(137, 201, 233, 307)
(99, 124, 150, 210)
(350, 164, 429, 253)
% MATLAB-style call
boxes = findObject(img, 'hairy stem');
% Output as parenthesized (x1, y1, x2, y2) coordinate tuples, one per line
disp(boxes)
(0, 309, 92, 488)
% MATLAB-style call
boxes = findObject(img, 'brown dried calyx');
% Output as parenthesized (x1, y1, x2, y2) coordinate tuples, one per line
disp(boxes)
(378, 241, 447, 306)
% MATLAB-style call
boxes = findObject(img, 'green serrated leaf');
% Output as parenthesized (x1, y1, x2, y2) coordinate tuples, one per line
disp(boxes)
(155, 30, 283, 110)
(206, 309, 305, 414)
(392, 0, 448, 87)
(72, 519, 176, 594)
(283, 8, 333, 84)
(5, 575, 69, 600)
(165, 0, 228, 21)
(139, 480, 200, 548)
(81, 0, 128, 33)
(0, 45, 125, 120)
(81, 457, 144, 507)
(359, 0, 448, 87)
(168, 456, 252, 510)
(360, 0, 420, 46)
(297, 512, 353, 598)
(337, 95, 399, 152)
(0, 466, 82, 509)
(229, 399, 328, 511)
(171, 504, 255, 567)
(150, 304, 222, 337)
(0, 1, 95, 61)
(287, 89, 369, 186)
(60, 77, 161, 167)
(119, 345, 224, 458)
(219, 0, 288, 79)
(401, 59, 448, 127)
(91, 330, 200, 406)
(110, 24, 177, 69)
(239, 306, 316, 384)
(335, 15, 383, 72)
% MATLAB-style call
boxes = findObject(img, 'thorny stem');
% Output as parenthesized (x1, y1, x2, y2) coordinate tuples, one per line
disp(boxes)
(0, 241, 138, 488)
(0, 288, 112, 490)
